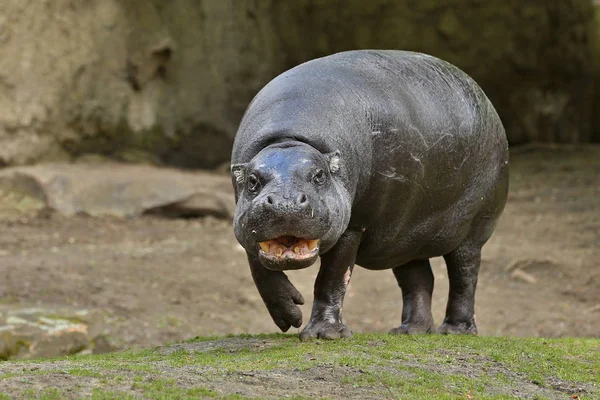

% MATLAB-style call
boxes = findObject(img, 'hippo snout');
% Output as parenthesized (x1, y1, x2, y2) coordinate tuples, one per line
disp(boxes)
(263, 192, 312, 216)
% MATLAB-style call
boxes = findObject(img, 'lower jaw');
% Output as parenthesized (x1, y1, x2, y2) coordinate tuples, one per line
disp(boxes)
(259, 253, 319, 271)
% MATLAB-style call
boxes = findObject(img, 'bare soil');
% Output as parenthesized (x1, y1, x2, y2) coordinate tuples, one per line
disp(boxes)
(0, 146, 599, 350)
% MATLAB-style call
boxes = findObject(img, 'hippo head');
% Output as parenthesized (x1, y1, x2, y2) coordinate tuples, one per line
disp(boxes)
(231, 142, 351, 271)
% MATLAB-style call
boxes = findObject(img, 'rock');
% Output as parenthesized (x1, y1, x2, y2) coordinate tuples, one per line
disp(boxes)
(510, 269, 538, 285)
(0, 306, 112, 360)
(504, 258, 557, 273)
(505, 258, 561, 285)
(0, 173, 47, 221)
(0, 163, 234, 219)
(147, 190, 234, 219)
(0, 0, 281, 169)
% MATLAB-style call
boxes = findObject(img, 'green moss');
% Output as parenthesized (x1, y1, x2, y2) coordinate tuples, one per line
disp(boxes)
(3, 334, 598, 399)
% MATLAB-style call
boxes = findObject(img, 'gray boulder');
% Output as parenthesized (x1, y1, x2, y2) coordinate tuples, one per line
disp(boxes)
(0, 306, 111, 360)
(0, 163, 234, 219)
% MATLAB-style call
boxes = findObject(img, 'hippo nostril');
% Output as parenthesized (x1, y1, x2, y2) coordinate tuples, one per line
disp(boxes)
(296, 193, 308, 209)
(266, 195, 274, 206)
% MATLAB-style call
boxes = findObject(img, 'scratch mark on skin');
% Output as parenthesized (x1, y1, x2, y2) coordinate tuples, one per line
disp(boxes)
(410, 152, 425, 179)
(454, 155, 470, 170)
(379, 167, 407, 182)
(408, 152, 427, 193)
(410, 125, 429, 149)
(428, 133, 454, 151)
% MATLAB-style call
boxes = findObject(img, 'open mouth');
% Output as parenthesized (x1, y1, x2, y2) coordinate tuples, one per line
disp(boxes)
(258, 236, 320, 261)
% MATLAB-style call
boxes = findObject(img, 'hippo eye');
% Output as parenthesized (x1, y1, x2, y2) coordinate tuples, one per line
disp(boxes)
(313, 169, 326, 185)
(247, 174, 261, 193)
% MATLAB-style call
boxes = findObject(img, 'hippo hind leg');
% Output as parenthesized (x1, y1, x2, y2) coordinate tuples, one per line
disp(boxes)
(439, 157, 508, 335)
(390, 259, 435, 334)
(439, 244, 482, 335)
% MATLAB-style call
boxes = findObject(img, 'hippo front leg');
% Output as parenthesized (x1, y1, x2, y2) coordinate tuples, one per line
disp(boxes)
(247, 253, 305, 332)
(299, 229, 362, 341)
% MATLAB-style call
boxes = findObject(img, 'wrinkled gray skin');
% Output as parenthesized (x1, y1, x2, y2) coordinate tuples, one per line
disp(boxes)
(231, 50, 509, 340)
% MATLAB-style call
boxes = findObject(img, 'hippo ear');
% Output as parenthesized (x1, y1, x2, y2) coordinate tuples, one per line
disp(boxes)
(231, 163, 247, 185)
(326, 150, 341, 174)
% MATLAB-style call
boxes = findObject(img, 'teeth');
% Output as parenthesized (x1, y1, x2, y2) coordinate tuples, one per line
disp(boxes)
(307, 239, 319, 251)
(294, 246, 300, 254)
(259, 242, 270, 253)
(276, 247, 283, 258)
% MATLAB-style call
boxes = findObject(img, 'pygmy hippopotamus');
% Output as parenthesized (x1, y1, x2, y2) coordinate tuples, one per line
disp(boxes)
(230, 50, 509, 340)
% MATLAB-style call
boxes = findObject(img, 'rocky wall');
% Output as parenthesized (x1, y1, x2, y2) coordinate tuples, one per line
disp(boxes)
(0, 0, 594, 168)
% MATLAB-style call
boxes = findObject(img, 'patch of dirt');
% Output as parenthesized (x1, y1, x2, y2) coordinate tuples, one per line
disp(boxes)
(0, 145, 598, 353)
(158, 337, 280, 356)
(202, 366, 388, 400)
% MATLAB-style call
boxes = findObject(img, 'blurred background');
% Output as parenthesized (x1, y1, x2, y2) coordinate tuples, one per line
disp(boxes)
(0, 1, 598, 360)
(0, 0, 597, 167)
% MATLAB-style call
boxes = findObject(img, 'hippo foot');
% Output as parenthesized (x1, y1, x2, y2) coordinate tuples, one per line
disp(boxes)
(389, 322, 434, 335)
(299, 321, 352, 341)
(438, 319, 477, 335)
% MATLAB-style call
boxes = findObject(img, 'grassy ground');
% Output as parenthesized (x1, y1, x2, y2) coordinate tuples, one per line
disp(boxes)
(0, 334, 597, 399)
